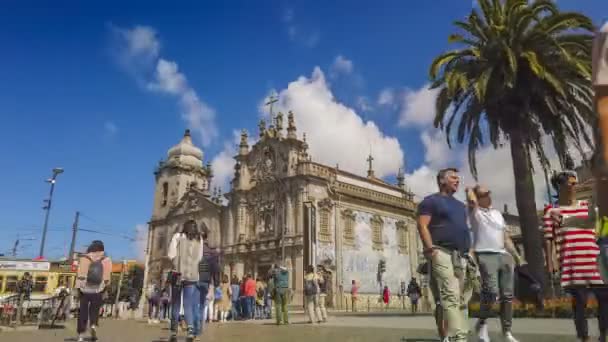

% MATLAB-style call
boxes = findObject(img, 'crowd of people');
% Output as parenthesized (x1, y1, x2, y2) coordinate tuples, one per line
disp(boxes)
(416, 167, 608, 342)
(67, 165, 608, 342)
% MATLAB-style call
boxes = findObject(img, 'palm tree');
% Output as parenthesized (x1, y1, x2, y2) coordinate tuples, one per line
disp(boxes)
(429, 0, 595, 286)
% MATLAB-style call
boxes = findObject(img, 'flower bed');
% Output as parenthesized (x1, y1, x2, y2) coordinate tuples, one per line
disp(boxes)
(468, 298, 598, 318)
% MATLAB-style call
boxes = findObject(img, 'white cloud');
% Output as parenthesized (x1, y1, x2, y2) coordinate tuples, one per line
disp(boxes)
(331, 55, 353, 76)
(377, 88, 395, 107)
(269, 67, 404, 177)
(356, 96, 373, 113)
(133, 224, 148, 262)
(104, 121, 118, 135)
(111, 25, 218, 146)
(120, 26, 159, 60)
(400, 83, 583, 212)
(398, 84, 440, 127)
(110, 25, 159, 75)
(420, 129, 457, 168)
(211, 146, 235, 194)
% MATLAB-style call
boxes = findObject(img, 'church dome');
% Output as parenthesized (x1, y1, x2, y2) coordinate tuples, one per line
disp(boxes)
(167, 129, 203, 168)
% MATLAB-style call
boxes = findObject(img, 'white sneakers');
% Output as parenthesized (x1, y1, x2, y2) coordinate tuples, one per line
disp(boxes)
(90, 325, 97, 341)
(503, 332, 519, 342)
(477, 321, 490, 342)
(475, 321, 520, 342)
(593, 21, 608, 87)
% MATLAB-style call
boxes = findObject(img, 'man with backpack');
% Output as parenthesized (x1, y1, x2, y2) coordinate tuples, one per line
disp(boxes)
(406, 277, 422, 314)
(270, 262, 290, 325)
(75, 240, 112, 342)
(197, 231, 218, 329)
(304, 265, 323, 324)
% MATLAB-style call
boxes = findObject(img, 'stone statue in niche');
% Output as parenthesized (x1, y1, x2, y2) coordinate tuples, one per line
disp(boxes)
(264, 212, 272, 233)
(258, 202, 274, 234)
(253, 146, 276, 183)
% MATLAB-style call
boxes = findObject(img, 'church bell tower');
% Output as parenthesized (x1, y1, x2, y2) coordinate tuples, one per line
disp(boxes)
(151, 129, 213, 220)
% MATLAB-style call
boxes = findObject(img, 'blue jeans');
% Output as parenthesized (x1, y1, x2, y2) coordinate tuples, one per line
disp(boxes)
(170, 282, 200, 334)
(196, 282, 209, 335)
(231, 300, 239, 320)
(239, 297, 247, 318)
(248, 297, 256, 319)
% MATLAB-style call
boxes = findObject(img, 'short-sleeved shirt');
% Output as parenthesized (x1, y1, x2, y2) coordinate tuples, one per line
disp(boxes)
(593, 22, 608, 86)
(418, 193, 470, 253)
(543, 201, 604, 288)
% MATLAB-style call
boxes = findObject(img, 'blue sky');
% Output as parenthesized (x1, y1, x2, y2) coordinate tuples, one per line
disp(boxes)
(0, 0, 604, 261)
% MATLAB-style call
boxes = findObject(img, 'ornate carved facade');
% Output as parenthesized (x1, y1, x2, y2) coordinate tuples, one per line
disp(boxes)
(144, 112, 420, 306)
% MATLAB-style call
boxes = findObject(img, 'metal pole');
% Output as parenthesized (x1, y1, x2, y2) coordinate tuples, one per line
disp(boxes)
(39, 168, 63, 258)
(39, 178, 56, 258)
(68, 212, 80, 264)
(114, 260, 127, 318)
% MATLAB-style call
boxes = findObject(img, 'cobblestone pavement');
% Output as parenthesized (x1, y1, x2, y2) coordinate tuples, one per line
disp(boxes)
(0, 313, 589, 342)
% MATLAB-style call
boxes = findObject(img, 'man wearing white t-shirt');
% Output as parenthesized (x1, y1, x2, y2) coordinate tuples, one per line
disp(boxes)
(467, 185, 522, 342)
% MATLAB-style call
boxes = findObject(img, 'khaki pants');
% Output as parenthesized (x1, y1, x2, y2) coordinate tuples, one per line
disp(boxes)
(305, 295, 322, 323)
(274, 288, 289, 325)
(431, 248, 468, 342)
(318, 294, 328, 321)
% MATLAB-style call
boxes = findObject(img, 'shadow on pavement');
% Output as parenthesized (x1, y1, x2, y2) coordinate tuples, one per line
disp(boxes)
(334, 312, 432, 318)
(39, 324, 66, 329)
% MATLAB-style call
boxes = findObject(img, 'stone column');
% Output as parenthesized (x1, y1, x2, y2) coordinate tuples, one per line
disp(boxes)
(295, 186, 304, 234)
(233, 257, 245, 279)
(286, 192, 294, 235)
(237, 198, 247, 239)
(226, 206, 234, 246)
(292, 247, 304, 306)
(334, 200, 343, 308)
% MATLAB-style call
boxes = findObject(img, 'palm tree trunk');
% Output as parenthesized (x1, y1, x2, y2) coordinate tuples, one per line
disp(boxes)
(509, 129, 546, 288)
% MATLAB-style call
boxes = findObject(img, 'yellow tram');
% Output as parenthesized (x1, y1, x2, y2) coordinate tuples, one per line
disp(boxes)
(0, 258, 76, 299)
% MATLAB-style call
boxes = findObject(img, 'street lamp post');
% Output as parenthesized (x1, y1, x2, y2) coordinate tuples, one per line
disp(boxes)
(39, 167, 64, 258)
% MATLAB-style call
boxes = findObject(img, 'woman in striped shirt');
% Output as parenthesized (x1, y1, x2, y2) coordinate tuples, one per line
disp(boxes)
(543, 171, 608, 342)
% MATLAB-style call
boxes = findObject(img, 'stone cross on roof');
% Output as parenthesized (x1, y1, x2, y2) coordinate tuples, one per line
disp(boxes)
(265, 91, 279, 118)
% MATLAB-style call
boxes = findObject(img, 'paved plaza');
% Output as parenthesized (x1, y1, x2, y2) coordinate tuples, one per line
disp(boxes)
(0, 313, 590, 342)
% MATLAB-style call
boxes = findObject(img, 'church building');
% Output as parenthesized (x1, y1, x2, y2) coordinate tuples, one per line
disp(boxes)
(144, 111, 421, 306)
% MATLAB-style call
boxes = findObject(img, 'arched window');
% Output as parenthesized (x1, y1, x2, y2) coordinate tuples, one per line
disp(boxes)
(396, 221, 409, 254)
(342, 209, 356, 247)
(371, 214, 384, 251)
(318, 199, 332, 243)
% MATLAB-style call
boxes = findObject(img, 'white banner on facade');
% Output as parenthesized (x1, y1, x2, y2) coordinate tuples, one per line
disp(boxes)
(0, 260, 51, 271)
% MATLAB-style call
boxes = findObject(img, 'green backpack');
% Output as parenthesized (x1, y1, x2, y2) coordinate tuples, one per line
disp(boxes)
(275, 269, 289, 289)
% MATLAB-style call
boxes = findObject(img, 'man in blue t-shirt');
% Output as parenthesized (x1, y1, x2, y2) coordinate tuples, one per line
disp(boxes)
(416, 167, 470, 342)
